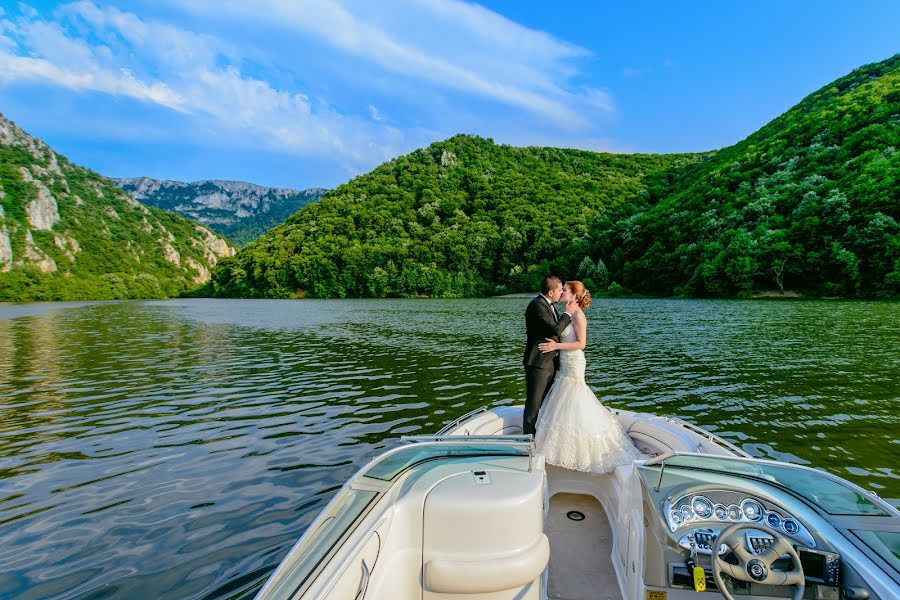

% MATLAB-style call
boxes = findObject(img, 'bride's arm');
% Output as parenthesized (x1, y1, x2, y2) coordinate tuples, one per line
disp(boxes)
(538, 313, 586, 352)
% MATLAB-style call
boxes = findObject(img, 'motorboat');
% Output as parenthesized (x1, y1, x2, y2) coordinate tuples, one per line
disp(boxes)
(255, 404, 900, 600)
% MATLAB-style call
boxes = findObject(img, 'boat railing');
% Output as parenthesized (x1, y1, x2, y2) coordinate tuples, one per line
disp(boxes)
(400, 435, 535, 471)
(434, 403, 750, 459)
(400, 434, 533, 444)
(434, 405, 489, 435)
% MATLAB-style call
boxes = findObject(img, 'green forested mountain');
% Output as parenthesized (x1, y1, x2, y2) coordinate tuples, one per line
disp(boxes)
(590, 54, 900, 298)
(206, 54, 899, 300)
(0, 114, 235, 301)
(115, 177, 327, 246)
(205, 141, 703, 298)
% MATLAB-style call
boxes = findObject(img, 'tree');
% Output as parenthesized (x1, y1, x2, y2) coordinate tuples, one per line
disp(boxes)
(576, 256, 595, 280)
(594, 257, 610, 288)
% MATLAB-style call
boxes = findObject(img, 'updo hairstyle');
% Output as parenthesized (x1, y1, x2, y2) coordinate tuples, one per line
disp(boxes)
(566, 280, 591, 309)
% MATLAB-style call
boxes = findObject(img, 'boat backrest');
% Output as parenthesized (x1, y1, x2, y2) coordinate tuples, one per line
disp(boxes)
(422, 468, 547, 599)
(470, 414, 524, 436)
(617, 412, 702, 455)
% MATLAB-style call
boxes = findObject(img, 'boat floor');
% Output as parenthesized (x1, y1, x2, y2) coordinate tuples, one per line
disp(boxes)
(547, 493, 622, 600)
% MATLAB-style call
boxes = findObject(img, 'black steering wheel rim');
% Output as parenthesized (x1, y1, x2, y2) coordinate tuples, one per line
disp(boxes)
(712, 523, 805, 600)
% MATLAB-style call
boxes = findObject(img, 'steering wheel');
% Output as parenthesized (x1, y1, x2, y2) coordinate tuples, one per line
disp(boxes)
(712, 524, 805, 600)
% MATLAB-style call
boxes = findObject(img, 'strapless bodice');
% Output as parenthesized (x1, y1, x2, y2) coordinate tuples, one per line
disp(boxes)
(557, 324, 585, 381)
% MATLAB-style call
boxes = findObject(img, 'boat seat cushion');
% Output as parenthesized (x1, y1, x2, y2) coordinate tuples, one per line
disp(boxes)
(422, 468, 546, 597)
(424, 534, 549, 594)
(619, 413, 701, 454)
(470, 415, 523, 436)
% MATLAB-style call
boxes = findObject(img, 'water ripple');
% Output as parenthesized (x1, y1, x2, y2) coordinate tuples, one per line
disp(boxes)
(0, 298, 897, 598)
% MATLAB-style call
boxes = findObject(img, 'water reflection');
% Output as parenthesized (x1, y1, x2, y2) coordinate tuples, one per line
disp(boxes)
(0, 298, 897, 599)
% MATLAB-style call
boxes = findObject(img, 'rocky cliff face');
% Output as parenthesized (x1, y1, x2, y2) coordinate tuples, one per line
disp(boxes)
(115, 177, 327, 245)
(0, 113, 236, 300)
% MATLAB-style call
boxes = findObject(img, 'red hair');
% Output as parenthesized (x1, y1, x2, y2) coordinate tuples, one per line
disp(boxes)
(566, 280, 591, 308)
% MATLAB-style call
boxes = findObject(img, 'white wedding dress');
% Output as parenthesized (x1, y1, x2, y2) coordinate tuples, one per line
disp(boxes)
(535, 323, 643, 474)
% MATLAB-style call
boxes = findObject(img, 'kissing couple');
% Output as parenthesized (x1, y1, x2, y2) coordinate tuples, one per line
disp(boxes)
(523, 276, 641, 473)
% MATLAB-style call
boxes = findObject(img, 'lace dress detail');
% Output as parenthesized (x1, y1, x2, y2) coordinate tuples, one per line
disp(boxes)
(534, 324, 643, 474)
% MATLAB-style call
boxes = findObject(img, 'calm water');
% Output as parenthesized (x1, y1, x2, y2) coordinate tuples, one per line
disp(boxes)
(0, 298, 897, 599)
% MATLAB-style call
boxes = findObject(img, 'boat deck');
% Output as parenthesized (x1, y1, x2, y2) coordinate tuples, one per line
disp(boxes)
(547, 493, 622, 600)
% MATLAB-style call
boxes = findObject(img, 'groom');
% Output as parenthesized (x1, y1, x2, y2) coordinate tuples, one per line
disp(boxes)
(522, 276, 572, 436)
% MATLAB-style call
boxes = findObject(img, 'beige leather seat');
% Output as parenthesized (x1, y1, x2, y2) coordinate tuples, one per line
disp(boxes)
(471, 414, 524, 436)
(618, 412, 701, 454)
(422, 468, 548, 599)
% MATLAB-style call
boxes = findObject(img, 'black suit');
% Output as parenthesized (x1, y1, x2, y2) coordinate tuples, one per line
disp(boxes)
(522, 295, 572, 436)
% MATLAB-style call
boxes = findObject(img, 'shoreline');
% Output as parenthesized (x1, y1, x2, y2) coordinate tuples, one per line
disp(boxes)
(5, 292, 899, 307)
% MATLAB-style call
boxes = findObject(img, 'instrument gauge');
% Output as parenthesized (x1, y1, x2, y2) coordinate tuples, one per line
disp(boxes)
(692, 496, 714, 519)
(766, 512, 783, 529)
(741, 499, 764, 522)
(783, 518, 800, 535)
(671, 511, 684, 528)
(727, 504, 742, 520)
(714, 504, 728, 520)
(681, 505, 693, 520)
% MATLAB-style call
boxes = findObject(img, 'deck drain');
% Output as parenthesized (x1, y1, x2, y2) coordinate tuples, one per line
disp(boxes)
(566, 511, 585, 521)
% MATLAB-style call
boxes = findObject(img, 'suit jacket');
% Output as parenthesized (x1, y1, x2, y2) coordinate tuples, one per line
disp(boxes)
(523, 295, 572, 370)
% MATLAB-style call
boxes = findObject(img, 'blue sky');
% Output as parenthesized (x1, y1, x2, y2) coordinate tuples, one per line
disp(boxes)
(0, 1, 897, 190)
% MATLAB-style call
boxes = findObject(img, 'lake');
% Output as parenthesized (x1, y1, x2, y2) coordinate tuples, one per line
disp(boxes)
(0, 298, 897, 598)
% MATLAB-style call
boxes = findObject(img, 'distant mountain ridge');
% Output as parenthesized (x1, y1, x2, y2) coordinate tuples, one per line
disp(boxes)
(0, 114, 235, 301)
(115, 177, 327, 245)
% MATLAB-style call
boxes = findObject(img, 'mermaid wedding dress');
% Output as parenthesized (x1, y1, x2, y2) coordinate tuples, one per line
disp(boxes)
(534, 323, 643, 473)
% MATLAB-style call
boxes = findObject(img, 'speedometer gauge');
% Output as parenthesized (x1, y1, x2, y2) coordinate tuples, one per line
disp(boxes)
(741, 499, 764, 521)
(692, 496, 713, 519)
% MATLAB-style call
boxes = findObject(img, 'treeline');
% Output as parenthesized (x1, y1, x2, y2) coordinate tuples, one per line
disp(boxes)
(205, 140, 701, 298)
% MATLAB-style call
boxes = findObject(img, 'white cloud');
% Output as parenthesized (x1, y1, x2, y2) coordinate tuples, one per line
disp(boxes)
(0, 2, 406, 164)
(402, 0, 588, 85)
(65, 2, 232, 69)
(0, 1, 619, 173)
(0, 12, 185, 111)
(164, 0, 611, 128)
(0, 31, 186, 111)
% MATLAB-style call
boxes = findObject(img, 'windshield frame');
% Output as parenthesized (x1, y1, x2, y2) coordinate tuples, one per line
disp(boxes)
(643, 452, 897, 518)
(849, 528, 900, 586)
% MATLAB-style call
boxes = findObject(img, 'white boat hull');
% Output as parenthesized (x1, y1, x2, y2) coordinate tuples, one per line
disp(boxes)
(256, 404, 899, 600)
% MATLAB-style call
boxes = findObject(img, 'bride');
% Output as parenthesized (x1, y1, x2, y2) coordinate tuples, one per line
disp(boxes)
(535, 281, 642, 473)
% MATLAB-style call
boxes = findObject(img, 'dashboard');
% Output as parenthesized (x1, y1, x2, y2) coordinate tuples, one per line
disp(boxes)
(661, 489, 842, 589)
(663, 489, 817, 551)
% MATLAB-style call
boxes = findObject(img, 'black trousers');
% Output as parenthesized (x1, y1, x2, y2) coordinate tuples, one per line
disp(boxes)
(523, 366, 555, 436)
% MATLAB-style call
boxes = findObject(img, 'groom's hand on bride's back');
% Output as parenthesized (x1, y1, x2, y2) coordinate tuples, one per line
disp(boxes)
(538, 337, 558, 353)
